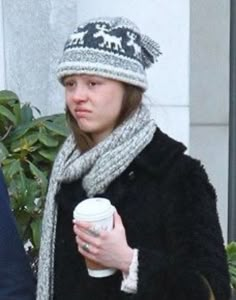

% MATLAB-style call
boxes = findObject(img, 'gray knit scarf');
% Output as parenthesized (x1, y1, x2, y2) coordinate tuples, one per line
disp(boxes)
(36, 103, 156, 299)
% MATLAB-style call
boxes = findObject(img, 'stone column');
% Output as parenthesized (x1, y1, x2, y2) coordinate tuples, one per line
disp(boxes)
(190, 0, 230, 239)
(2, 0, 77, 115)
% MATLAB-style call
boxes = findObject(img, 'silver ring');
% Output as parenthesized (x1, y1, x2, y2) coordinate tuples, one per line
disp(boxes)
(82, 242, 90, 252)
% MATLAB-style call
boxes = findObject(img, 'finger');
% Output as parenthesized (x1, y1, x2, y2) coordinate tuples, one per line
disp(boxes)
(114, 211, 124, 228)
(73, 221, 100, 237)
(79, 247, 98, 262)
(76, 237, 99, 258)
(73, 224, 92, 236)
(73, 219, 91, 229)
(87, 227, 100, 237)
(75, 227, 102, 248)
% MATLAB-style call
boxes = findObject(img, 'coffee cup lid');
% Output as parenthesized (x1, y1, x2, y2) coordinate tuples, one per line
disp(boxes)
(73, 198, 115, 221)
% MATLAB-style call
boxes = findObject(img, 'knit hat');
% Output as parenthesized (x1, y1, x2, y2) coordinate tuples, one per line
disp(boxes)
(57, 16, 161, 90)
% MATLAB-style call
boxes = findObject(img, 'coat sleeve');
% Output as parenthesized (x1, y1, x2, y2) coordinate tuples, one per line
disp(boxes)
(133, 158, 231, 300)
(0, 169, 36, 300)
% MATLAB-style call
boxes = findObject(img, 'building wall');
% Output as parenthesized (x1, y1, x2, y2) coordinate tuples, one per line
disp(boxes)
(1, 0, 77, 115)
(190, 0, 230, 240)
(0, 0, 5, 89)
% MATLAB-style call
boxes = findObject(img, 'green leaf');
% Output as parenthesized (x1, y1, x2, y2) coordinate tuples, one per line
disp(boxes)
(226, 241, 236, 290)
(38, 129, 59, 147)
(31, 218, 42, 249)
(9, 123, 36, 141)
(229, 266, 236, 275)
(28, 161, 48, 195)
(13, 209, 31, 237)
(11, 133, 39, 152)
(33, 113, 64, 123)
(4, 159, 22, 179)
(6, 173, 27, 210)
(229, 255, 236, 263)
(18, 169, 28, 201)
(0, 104, 17, 124)
(12, 102, 22, 125)
(24, 179, 40, 209)
(0, 142, 9, 162)
(38, 148, 58, 161)
(44, 120, 68, 136)
(21, 104, 34, 123)
(226, 242, 236, 256)
(0, 90, 19, 101)
(31, 105, 41, 115)
(0, 90, 19, 102)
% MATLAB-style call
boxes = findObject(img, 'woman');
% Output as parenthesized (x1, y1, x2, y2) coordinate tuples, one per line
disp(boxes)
(0, 169, 36, 299)
(37, 17, 231, 300)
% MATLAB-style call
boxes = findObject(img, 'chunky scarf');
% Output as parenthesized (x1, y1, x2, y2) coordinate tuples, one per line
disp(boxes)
(36, 103, 156, 299)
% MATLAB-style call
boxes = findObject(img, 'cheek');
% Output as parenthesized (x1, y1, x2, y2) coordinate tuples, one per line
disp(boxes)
(111, 98, 123, 116)
(101, 93, 123, 114)
(65, 97, 74, 113)
(65, 95, 71, 106)
(99, 102, 122, 122)
(112, 103, 123, 118)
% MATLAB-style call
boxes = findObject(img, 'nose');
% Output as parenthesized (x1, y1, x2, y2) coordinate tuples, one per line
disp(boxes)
(71, 83, 88, 103)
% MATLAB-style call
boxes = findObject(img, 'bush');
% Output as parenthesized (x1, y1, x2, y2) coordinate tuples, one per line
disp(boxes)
(0, 90, 68, 274)
(226, 241, 236, 292)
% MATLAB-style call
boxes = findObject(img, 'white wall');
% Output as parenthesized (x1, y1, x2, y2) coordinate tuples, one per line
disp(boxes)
(76, 0, 190, 147)
(2, 1, 50, 113)
(190, 0, 230, 240)
(2, 0, 77, 115)
(0, 0, 5, 89)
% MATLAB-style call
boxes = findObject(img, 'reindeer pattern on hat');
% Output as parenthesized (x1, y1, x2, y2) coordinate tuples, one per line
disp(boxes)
(93, 24, 125, 53)
(58, 16, 161, 90)
(64, 21, 142, 62)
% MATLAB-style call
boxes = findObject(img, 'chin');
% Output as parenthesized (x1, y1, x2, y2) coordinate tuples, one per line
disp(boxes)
(76, 120, 91, 131)
(77, 124, 95, 134)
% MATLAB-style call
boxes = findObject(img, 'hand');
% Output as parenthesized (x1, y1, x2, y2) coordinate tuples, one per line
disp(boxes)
(73, 211, 134, 273)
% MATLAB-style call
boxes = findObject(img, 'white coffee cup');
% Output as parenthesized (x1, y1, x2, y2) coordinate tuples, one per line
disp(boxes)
(73, 197, 116, 278)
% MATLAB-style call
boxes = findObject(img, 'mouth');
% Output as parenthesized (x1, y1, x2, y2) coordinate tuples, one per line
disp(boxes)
(75, 107, 91, 113)
(74, 108, 91, 117)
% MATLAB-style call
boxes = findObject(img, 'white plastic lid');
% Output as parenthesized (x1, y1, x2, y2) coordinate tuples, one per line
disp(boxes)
(87, 267, 116, 278)
(73, 198, 115, 221)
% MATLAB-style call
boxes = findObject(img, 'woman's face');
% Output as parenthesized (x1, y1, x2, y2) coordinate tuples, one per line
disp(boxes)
(64, 74, 125, 144)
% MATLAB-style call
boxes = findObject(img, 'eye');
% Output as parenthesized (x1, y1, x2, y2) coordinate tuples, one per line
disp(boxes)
(88, 81, 97, 87)
(64, 79, 75, 88)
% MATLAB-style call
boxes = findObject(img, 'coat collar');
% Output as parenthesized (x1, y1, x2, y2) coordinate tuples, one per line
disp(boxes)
(134, 127, 187, 178)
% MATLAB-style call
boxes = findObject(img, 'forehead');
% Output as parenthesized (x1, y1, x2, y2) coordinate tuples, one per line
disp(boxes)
(64, 74, 103, 80)
(62, 74, 104, 85)
(62, 74, 125, 88)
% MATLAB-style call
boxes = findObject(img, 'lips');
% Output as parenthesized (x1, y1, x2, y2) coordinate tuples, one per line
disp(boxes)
(75, 107, 91, 112)
(74, 107, 91, 117)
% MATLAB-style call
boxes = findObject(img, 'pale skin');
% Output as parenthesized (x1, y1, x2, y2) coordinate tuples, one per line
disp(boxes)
(73, 212, 134, 273)
(64, 74, 125, 144)
(64, 74, 134, 273)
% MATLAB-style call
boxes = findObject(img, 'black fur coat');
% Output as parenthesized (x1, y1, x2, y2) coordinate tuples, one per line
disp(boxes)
(53, 127, 231, 300)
